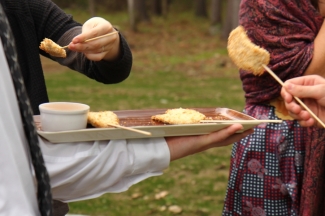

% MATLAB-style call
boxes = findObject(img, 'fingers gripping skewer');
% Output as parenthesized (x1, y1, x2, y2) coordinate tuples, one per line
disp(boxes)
(262, 65, 325, 128)
(60, 31, 119, 49)
(227, 26, 325, 128)
(39, 31, 119, 57)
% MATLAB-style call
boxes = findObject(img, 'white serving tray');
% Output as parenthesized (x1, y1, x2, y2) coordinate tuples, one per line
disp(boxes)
(35, 107, 282, 143)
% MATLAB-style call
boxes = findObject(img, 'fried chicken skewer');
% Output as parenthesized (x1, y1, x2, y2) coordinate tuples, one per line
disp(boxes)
(227, 25, 325, 128)
(39, 31, 119, 58)
(227, 26, 270, 76)
(39, 38, 67, 58)
(87, 111, 151, 136)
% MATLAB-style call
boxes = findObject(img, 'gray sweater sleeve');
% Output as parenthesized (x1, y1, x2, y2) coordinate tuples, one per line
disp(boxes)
(54, 26, 132, 84)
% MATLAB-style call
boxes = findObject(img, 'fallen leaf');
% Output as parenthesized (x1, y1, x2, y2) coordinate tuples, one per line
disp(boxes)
(155, 191, 169, 200)
(168, 205, 182, 214)
(131, 193, 142, 199)
(159, 206, 167, 211)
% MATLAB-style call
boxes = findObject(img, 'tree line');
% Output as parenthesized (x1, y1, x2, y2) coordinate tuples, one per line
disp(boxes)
(53, 0, 240, 39)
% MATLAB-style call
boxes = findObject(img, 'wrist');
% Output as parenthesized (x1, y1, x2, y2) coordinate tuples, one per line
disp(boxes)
(102, 34, 121, 62)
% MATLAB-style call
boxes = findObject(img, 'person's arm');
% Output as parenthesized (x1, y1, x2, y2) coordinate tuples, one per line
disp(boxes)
(41, 125, 252, 202)
(304, 21, 325, 77)
(41, 137, 170, 202)
(303, 2, 325, 77)
(55, 26, 132, 83)
(31, 0, 132, 84)
(167, 124, 252, 161)
(281, 75, 325, 127)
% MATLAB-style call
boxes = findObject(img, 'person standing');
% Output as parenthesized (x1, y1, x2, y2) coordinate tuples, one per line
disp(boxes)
(223, 0, 325, 215)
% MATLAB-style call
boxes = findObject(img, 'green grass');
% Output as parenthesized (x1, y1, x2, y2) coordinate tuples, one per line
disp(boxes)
(45, 70, 244, 111)
(43, 9, 245, 216)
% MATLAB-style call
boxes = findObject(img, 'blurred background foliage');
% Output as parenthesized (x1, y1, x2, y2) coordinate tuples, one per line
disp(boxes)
(52, 0, 240, 38)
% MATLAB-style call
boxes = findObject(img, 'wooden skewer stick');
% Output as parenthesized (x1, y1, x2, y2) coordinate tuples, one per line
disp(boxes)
(106, 123, 152, 136)
(262, 64, 325, 128)
(200, 119, 283, 123)
(61, 31, 119, 49)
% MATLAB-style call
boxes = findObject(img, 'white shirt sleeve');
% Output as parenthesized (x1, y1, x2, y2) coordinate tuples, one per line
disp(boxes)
(39, 137, 170, 202)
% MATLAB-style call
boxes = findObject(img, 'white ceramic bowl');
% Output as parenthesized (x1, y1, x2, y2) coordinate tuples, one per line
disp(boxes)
(39, 102, 90, 132)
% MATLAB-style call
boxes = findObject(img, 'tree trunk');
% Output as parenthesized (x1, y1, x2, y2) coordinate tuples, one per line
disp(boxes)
(211, 0, 222, 25)
(194, 0, 208, 18)
(209, 0, 222, 35)
(127, 0, 151, 31)
(127, 0, 137, 32)
(221, 0, 240, 39)
(153, 0, 162, 15)
(88, 0, 96, 17)
(162, 0, 169, 18)
(135, 0, 150, 22)
(232, 0, 240, 28)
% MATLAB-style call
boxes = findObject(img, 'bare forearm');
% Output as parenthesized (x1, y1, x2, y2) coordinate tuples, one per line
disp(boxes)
(304, 21, 325, 77)
(166, 124, 254, 161)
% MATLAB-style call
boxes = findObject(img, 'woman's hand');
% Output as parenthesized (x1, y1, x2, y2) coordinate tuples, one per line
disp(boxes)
(281, 75, 325, 127)
(166, 124, 253, 161)
(67, 17, 121, 62)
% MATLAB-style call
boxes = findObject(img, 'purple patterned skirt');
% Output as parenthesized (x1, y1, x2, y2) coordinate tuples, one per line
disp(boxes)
(223, 105, 306, 216)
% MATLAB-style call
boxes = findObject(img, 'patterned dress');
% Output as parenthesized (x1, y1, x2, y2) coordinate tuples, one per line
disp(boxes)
(223, 0, 325, 215)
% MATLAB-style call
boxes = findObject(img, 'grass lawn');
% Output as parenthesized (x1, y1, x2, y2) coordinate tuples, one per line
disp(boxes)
(42, 8, 245, 216)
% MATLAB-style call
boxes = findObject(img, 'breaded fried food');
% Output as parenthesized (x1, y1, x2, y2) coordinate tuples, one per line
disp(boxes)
(87, 111, 119, 128)
(151, 108, 206, 124)
(269, 97, 294, 120)
(227, 25, 270, 75)
(39, 38, 66, 58)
